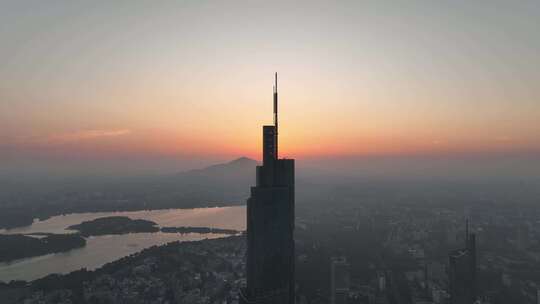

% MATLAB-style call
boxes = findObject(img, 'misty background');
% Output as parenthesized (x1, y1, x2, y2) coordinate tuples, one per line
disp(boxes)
(1, 0, 539, 183)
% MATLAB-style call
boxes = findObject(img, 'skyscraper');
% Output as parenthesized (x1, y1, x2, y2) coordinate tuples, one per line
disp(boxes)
(448, 222, 477, 304)
(240, 73, 295, 304)
(330, 256, 350, 304)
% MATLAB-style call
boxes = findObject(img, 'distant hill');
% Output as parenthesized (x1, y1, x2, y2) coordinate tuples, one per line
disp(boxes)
(139, 157, 258, 208)
(181, 157, 258, 180)
(67, 156, 259, 210)
(0, 158, 259, 227)
(175, 157, 257, 201)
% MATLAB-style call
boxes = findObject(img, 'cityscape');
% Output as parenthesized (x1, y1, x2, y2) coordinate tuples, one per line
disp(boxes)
(1, 1, 540, 304)
(1, 75, 539, 304)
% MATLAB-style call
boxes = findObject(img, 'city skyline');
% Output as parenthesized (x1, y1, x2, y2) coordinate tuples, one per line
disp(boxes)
(1, 2, 540, 304)
(243, 73, 295, 303)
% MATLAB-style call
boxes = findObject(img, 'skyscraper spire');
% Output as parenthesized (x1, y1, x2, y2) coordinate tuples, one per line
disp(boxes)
(273, 72, 278, 158)
(242, 74, 295, 304)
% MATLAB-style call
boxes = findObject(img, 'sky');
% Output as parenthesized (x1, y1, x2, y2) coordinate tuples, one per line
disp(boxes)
(0, 1, 539, 177)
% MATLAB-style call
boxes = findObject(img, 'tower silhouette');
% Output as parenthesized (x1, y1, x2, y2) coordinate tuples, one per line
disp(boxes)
(241, 73, 295, 304)
(448, 221, 477, 304)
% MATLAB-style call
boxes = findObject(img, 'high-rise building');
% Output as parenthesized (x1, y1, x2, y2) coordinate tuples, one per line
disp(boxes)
(240, 73, 295, 304)
(517, 223, 530, 251)
(448, 222, 476, 304)
(331, 256, 350, 304)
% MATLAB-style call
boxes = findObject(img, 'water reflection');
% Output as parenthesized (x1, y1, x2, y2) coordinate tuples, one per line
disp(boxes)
(1, 206, 246, 235)
(0, 206, 246, 282)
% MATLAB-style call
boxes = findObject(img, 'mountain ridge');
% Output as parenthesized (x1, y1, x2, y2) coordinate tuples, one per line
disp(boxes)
(181, 157, 258, 176)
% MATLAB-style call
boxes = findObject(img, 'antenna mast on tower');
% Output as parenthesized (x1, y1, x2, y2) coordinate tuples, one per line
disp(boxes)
(273, 72, 278, 158)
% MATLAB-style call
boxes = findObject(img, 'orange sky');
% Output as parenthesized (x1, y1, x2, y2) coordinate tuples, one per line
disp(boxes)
(1, 1, 539, 175)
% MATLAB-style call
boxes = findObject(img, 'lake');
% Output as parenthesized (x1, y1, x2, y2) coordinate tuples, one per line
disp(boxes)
(0, 206, 246, 282)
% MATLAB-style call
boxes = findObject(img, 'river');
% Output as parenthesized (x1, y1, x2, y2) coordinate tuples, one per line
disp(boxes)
(0, 206, 246, 282)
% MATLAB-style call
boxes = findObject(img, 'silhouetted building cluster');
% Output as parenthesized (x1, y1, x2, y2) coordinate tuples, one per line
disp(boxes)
(241, 74, 295, 304)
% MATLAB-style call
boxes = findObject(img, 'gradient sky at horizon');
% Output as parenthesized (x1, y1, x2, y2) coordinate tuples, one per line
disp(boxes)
(1, 0, 539, 176)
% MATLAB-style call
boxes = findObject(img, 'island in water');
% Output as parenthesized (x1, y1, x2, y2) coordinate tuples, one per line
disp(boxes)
(66, 216, 240, 237)
(67, 216, 160, 236)
(0, 234, 86, 263)
(0, 216, 241, 265)
(160, 226, 239, 235)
